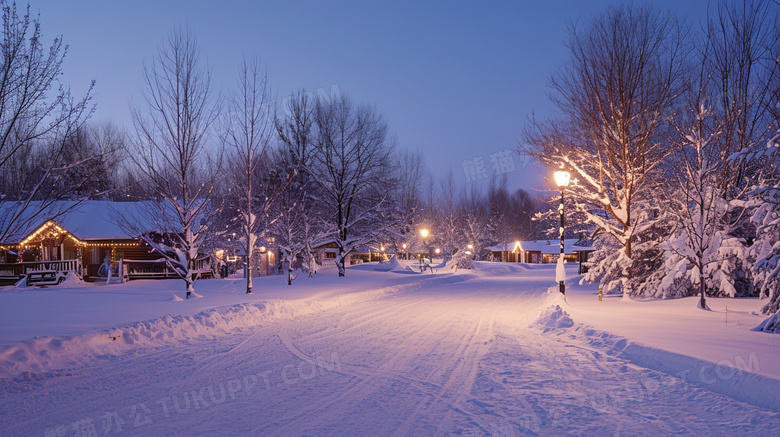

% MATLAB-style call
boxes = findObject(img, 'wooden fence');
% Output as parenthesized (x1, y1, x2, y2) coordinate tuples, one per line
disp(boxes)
(119, 259, 212, 282)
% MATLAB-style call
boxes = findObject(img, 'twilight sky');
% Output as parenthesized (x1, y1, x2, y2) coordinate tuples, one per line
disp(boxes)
(32, 0, 711, 193)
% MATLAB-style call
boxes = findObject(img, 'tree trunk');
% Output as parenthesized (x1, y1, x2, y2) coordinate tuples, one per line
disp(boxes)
(185, 260, 194, 299)
(699, 265, 707, 309)
(625, 235, 632, 259)
(337, 250, 346, 277)
(246, 239, 253, 294)
(621, 236, 633, 300)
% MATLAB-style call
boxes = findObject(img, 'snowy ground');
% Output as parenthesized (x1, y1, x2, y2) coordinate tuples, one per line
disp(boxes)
(1, 261, 778, 436)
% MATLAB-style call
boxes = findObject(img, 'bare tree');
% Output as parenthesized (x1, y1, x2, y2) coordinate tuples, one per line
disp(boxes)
(394, 148, 427, 239)
(58, 123, 124, 199)
(307, 95, 395, 276)
(436, 169, 460, 257)
(708, 0, 778, 192)
(125, 27, 221, 298)
(458, 185, 491, 260)
(0, 1, 95, 242)
(275, 91, 333, 281)
(224, 57, 275, 293)
(485, 177, 537, 257)
(524, 4, 687, 297)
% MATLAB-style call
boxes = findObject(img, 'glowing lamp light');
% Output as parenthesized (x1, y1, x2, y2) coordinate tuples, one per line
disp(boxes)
(420, 229, 429, 239)
(554, 170, 571, 188)
(402, 243, 407, 249)
(435, 248, 441, 254)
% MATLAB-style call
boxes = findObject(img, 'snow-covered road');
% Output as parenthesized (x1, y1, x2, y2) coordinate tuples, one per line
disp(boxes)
(1, 265, 778, 436)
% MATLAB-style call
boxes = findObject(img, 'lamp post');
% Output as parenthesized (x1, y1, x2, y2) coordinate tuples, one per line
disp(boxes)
(420, 229, 429, 269)
(402, 243, 407, 260)
(554, 170, 571, 295)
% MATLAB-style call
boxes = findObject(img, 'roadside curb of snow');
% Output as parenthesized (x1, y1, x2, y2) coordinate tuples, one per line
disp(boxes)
(614, 340, 780, 412)
(531, 289, 780, 413)
(0, 301, 273, 382)
(0, 271, 478, 381)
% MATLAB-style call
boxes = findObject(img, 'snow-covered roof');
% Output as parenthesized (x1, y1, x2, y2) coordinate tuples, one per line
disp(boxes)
(485, 239, 589, 254)
(572, 239, 595, 252)
(56, 202, 143, 240)
(0, 201, 159, 243)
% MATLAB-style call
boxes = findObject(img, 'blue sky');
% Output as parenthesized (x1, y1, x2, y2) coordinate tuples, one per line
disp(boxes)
(32, 0, 712, 193)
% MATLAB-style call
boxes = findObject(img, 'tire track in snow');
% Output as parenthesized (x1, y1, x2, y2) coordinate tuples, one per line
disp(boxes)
(392, 295, 504, 436)
(260, 300, 462, 436)
(292, 294, 439, 345)
(189, 277, 462, 384)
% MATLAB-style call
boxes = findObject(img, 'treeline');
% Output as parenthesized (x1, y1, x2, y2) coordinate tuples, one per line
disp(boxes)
(0, 2, 542, 296)
(524, 1, 780, 313)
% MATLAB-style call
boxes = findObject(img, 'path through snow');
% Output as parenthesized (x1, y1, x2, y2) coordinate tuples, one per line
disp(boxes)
(1, 266, 778, 436)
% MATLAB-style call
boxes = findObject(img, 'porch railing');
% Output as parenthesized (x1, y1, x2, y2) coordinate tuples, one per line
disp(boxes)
(0, 259, 83, 282)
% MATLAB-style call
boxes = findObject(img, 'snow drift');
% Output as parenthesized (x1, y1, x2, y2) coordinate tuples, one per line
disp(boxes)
(532, 300, 780, 413)
(752, 312, 780, 333)
(532, 304, 574, 332)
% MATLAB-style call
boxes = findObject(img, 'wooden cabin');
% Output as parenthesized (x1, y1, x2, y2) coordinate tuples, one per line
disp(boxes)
(0, 201, 211, 285)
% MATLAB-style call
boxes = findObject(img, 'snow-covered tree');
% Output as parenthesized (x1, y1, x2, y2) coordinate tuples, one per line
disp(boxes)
(524, 4, 686, 297)
(653, 0, 779, 306)
(740, 128, 780, 314)
(577, 195, 674, 299)
(660, 103, 733, 308)
(125, 27, 222, 298)
(752, 182, 780, 314)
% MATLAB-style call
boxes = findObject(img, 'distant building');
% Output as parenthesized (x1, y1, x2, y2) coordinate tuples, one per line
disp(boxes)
(485, 239, 595, 271)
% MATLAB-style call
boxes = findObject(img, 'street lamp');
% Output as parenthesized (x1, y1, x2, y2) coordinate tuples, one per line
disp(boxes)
(420, 228, 429, 265)
(554, 170, 570, 294)
(402, 243, 407, 260)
